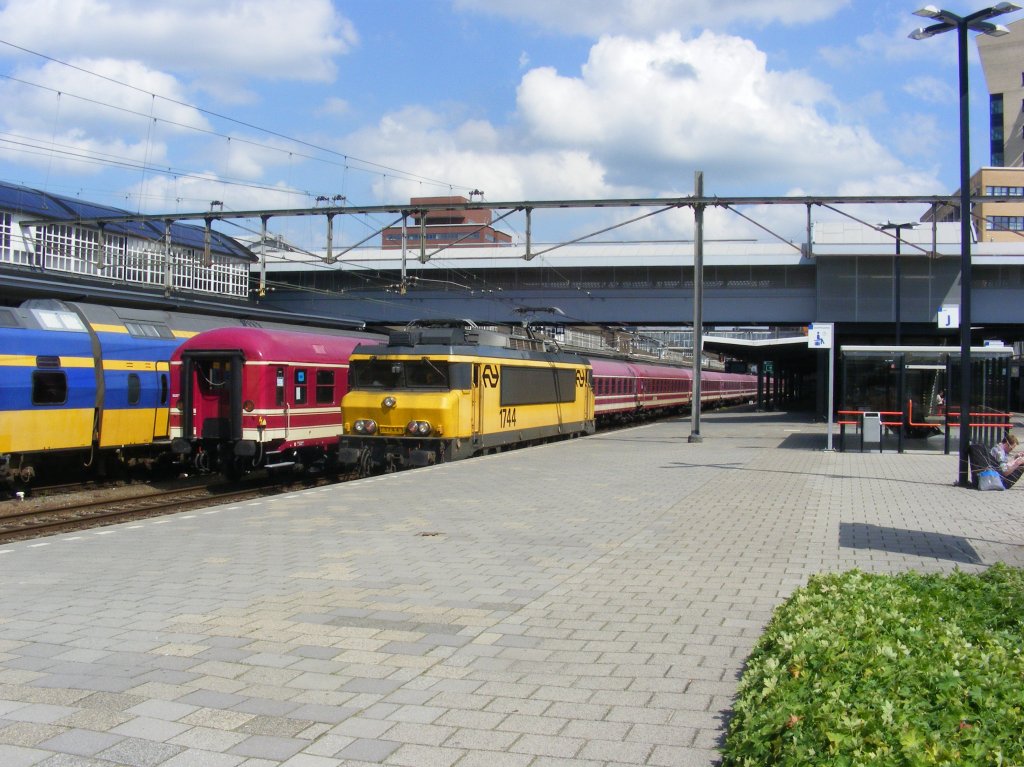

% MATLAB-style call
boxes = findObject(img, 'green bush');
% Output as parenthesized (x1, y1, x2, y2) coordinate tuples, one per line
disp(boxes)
(722, 564, 1024, 766)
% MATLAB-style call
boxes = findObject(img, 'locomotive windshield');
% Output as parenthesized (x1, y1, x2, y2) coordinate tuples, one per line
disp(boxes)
(350, 359, 450, 390)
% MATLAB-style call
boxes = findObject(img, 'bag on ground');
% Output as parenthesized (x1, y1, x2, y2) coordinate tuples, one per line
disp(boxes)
(977, 469, 1005, 491)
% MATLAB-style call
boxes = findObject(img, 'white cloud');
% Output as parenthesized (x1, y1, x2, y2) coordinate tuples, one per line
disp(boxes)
(239, 21, 946, 244)
(0, 57, 208, 176)
(2, 58, 210, 135)
(316, 97, 352, 117)
(0, 0, 356, 82)
(335, 30, 944, 241)
(903, 75, 957, 105)
(515, 32, 916, 193)
(454, 0, 849, 36)
(343, 106, 615, 203)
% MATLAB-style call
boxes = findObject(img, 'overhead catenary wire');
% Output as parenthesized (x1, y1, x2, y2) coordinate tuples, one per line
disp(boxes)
(0, 39, 477, 194)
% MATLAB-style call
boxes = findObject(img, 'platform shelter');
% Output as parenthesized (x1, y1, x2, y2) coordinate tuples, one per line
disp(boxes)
(838, 345, 1014, 453)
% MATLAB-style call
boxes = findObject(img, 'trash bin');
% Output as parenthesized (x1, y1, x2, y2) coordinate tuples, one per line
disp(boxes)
(862, 412, 881, 451)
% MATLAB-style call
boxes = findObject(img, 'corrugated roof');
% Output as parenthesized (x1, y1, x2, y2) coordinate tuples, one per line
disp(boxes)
(0, 180, 254, 262)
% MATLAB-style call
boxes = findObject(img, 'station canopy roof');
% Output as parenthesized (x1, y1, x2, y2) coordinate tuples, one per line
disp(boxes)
(0, 181, 255, 262)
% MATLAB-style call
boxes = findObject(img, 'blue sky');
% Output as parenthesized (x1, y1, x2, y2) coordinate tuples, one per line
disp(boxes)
(0, 0, 1019, 247)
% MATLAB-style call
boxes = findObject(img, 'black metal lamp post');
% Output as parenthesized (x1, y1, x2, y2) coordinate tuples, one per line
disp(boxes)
(910, 3, 1020, 487)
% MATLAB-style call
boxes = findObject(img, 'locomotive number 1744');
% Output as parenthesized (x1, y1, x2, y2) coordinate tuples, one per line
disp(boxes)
(499, 407, 517, 428)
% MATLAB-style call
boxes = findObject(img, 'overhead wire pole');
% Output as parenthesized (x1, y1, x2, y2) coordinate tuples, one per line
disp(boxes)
(689, 171, 704, 444)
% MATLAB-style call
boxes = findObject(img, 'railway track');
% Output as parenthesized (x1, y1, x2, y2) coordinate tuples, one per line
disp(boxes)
(0, 477, 329, 544)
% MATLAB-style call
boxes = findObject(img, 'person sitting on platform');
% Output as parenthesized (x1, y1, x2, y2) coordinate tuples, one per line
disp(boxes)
(990, 433, 1024, 489)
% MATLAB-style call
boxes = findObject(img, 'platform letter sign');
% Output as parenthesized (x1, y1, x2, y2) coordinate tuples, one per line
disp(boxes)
(938, 305, 959, 329)
(807, 322, 833, 350)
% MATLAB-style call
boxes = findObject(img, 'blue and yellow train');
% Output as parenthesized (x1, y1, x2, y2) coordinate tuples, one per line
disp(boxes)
(0, 299, 360, 488)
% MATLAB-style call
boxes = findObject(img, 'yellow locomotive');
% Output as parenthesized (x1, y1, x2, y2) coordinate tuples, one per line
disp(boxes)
(337, 321, 594, 473)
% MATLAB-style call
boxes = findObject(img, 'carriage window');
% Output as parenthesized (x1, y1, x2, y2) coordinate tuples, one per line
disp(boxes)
(315, 370, 335, 404)
(159, 373, 169, 405)
(294, 368, 308, 404)
(276, 367, 285, 406)
(127, 373, 141, 405)
(32, 370, 67, 405)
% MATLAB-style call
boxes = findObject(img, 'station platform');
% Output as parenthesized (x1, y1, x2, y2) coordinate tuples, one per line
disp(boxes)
(1, 409, 1023, 767)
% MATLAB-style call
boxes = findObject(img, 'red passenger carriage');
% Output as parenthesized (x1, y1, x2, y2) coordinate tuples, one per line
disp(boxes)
(170, 327, 370, 478)
(591, 355, 755, 422)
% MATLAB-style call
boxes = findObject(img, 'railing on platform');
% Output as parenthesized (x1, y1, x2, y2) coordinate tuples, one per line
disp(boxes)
(837, 404, 1012, 454)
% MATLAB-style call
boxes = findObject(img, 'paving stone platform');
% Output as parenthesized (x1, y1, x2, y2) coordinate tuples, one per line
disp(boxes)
(1, 409, 1022, 767)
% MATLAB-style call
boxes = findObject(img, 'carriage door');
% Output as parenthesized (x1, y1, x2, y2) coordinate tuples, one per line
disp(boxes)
(153, 361, 171, 439)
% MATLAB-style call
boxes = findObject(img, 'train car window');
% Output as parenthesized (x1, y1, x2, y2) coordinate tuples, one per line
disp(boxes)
(0, 308, 18, 327)
(125, 322, 174, 339)
(159, 373, 169, 405)
(450, 363, 471, 389)
(127, 373, 141, 405)
(315, 370, 335, 404)
(32, 370, 67, 405)
(501, 366, 577, 406)
(294, 368, 308, 404)
(349, 360, 450, 389)
(350, 360, 398, 388)
(276, 367, 285, 406)
(33, 309, 86, 332)
(199, 362, 229, 387)
(407, 360, 449, 388)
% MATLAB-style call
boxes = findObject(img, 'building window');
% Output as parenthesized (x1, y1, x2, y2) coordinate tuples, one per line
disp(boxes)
(989, 216, 1024, 231)
(0, 212, 10, 262)
(986, 186, 1024, 196)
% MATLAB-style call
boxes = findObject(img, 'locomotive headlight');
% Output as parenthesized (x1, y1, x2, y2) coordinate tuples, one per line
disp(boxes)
(243, 399, 255, 413)
(406, 420, 432, 436)
(353, 419, 378, 434)
(383, 396, 397, 409)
